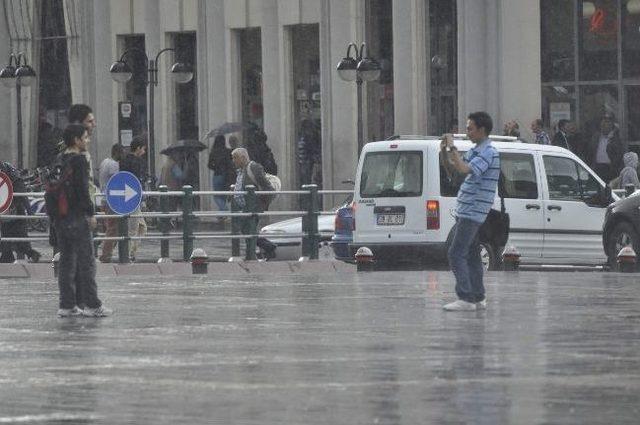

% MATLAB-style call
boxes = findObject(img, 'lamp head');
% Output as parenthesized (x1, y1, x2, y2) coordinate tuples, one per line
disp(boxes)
(15, 64, 36, 87)
(109, 60, 133, 83)
(336, 56, 358, 82)
(0, 65, 16, 88)
(357, 57, 381, 82)
(170, 62, 193, 84)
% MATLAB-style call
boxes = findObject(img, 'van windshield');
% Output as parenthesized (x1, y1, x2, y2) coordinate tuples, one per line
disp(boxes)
(359, 151, 423, 197)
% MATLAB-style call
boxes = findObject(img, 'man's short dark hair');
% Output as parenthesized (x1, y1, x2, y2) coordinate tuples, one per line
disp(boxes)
(62, 124, 87, 147)
(130, 134, 147, 151)
(68, 104, 93, 124)
(111, 143, 125, 160)
(558, 119, 569, 131)
(468, 111, 493, 135)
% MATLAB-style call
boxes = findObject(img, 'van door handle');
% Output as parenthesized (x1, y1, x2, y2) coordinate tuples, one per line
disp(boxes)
(525, 204, 541, 210)
(547, 205, 562, 211)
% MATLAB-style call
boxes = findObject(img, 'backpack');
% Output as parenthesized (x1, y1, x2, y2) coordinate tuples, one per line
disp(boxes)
(44, 156, 73, 219)
(246, 161, 281, 208)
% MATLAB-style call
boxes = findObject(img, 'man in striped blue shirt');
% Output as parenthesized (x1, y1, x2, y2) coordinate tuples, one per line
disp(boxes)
(441, 111, 500, 311)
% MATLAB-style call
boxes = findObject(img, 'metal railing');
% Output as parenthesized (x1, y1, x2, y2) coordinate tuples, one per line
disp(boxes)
(1, 185, 352, 263)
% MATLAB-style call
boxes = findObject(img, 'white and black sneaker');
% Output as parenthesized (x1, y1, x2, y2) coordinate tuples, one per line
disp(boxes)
(57, 306, 83, 317)
(82, 305, 113, 317)
(443, 299, 477, 311)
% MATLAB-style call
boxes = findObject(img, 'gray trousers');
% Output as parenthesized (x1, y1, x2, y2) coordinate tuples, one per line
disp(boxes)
(56, 215, 101, 309)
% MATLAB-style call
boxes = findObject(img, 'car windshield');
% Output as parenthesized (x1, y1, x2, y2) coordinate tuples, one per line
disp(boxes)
(359, 151, 423, 197)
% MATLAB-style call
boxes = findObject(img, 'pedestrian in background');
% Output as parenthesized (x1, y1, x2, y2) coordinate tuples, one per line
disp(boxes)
(231, 148, 277, 260)
(245, 124, 278, 175)
(552, 119, 570, 149)
(588, 112, 625, 183)
(54, 124, 111, 317)
(440, 112, 500, 311)
(0, 161, 41, 263)
(207, 135, 235, 214)
(618, 152, 640, 189)
(98, 143, 124, 263)
(530, 118, 551, 145)
(503, 120, 521, 139)
(159, 151, 184, 212)
(119, 136, 148, 262)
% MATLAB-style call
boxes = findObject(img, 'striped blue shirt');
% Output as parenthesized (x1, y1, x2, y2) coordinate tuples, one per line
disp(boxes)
(455, 139, 500, 223)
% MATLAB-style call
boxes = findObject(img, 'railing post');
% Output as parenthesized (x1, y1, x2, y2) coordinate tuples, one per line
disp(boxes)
(158, 185, 171, 261)
(244, 185, 257, 261)
(301, 184, 319, 260)
(230, 186, 241, 258)
(182, 185, 194, 261)
(118, 215, 129, 263)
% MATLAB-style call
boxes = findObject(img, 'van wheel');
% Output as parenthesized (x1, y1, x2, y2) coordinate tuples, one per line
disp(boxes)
(479, 242, 500, 271)
(607, 222, 640, 269)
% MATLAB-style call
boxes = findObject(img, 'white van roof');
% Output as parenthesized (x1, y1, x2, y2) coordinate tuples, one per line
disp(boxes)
(368, 136, 570, 155)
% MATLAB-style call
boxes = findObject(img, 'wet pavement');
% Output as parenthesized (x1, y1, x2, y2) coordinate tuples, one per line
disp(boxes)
(1, 269, 640, 424)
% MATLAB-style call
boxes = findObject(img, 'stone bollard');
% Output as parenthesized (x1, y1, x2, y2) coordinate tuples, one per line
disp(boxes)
(617, 246, 637, 273)
(355, 247, 375, 272)
(52, 252, 60, 278)
(502, 245, 520, 271)
(190, 248, 209, 274)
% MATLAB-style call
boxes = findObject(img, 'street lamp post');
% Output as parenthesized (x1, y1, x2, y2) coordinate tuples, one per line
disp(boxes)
(0, 52, 37, 169)
(336, 42, 381, 154)
(109, 48, 193, 180)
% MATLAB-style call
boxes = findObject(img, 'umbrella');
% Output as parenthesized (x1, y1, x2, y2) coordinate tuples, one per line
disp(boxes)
(160, 139, 207, 155)
(205, 122, 245, 138)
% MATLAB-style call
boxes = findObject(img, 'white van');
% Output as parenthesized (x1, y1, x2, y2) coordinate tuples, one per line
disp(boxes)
(350, 135, 617, 269)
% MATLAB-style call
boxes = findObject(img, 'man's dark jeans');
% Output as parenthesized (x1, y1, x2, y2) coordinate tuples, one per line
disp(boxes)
(56, 215, 101, 310)
(448, 217, 485, 303)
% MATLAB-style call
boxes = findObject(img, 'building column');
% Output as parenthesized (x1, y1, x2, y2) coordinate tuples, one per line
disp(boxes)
(393, 0, 427, 135)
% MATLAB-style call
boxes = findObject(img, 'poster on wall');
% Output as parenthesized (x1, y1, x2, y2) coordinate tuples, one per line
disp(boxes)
(550, 102, 571, 128)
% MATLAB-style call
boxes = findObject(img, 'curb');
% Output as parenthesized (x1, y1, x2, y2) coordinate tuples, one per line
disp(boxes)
(0, 260, 357, 279)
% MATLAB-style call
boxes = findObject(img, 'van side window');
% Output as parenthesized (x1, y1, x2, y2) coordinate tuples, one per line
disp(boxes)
(440, 151, 538, 199)
(501, 153, 538, 199)
(544, 155, 600, 202)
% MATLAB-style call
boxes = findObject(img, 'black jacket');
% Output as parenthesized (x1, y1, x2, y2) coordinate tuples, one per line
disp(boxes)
(60, 152, 94, 217)
(119, 153, 146, 182)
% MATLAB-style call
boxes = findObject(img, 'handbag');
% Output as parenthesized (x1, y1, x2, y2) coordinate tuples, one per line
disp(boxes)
(479, 176, 510, 248)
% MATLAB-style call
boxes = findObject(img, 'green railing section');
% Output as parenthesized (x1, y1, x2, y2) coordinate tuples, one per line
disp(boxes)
(1, 185, 351, 263)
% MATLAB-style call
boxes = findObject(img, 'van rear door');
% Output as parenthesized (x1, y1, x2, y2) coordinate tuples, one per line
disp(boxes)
(354, 149, 426, 244)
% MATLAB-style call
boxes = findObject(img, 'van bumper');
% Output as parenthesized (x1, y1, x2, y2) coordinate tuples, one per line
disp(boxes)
(348, 242, 448, 263)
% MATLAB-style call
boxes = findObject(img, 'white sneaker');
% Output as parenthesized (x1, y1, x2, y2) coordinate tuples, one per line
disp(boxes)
(476, 299, 487, 309)
(57, 306, 83, 317)
(443, 299, 477, 311)
(82, 305, 113, 317)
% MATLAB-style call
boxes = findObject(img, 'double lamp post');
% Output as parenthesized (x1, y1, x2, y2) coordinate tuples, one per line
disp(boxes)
(109, 48, 193, 180)
(0, 52, 37, 169)
(336, 42, 381, 154)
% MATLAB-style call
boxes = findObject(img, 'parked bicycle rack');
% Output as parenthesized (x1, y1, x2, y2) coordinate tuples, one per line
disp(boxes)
(0, 185, 352, 264)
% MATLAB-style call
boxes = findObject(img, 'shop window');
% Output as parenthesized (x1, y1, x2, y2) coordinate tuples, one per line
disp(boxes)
(579, 0, 618, 81)
(579, 85, 618, 137)
(622, 0, 640, 78)
(428, 0, 458, 134)
(122, 35, 148, 138)
(239, 28, 263, 130)
(626, 86, 640, 141)
(173, 32, 198, 140)
(365, 0, 394, 142)
(291, 25, 322, 190)
(541, 0, 574, 82)
(541, 86, 576, 131)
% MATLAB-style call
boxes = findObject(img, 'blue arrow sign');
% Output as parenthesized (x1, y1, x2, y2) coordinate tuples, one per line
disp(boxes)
(105, 171, 143, 215)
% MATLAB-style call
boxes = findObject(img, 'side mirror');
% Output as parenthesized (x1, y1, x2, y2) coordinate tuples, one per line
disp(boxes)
(342, 179, 355, 186)
(624, 184, 636, 198)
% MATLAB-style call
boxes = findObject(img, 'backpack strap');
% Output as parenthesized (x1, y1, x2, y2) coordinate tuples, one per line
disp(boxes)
(498, 172, 506, 214)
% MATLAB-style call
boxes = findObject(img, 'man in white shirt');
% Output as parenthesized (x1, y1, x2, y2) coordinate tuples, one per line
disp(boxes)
(589, 112, 625, 183)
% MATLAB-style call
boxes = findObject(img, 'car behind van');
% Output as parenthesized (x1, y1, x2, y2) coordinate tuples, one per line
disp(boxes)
(350, 135, 616, 269)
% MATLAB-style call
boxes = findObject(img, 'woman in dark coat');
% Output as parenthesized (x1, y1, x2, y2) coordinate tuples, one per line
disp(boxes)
(207, 135, 235, 211)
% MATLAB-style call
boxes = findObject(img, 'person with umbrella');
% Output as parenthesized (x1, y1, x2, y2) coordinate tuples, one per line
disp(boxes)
(207, 135, 235, 216)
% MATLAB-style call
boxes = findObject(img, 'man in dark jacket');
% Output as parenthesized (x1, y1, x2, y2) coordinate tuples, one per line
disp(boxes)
(587, 112, 626, 182)
(55, 124, 111, 317)
(552, 119, 570, 149)
(119, 135, 148, 261)
(245, 124, 278, 175)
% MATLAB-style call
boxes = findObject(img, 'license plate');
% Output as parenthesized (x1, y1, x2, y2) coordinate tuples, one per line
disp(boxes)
(377, 214, 405, 225)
